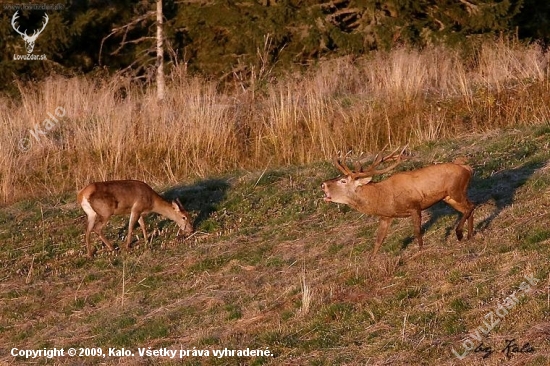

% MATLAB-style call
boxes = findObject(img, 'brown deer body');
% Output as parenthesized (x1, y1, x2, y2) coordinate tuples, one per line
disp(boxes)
(77, 180, 193, 258)
(322, 148, 475, 254)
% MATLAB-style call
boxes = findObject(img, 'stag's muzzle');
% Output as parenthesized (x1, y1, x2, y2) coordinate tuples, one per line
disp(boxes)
(321, 182, 332, 202)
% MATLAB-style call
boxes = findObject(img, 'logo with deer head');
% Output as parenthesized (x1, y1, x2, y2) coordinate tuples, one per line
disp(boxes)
(11, 11, 49, 54)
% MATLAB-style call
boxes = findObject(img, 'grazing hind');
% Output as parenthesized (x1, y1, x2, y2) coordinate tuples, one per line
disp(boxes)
(77, 180, 193, 258)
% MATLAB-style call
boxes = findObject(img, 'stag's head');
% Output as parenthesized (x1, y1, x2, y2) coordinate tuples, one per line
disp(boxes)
(322, 146, 407, 205)
(11, 11, 49, 54)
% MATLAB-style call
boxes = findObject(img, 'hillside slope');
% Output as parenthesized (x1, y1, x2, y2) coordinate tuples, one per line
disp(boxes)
(1, 125, 550, 365)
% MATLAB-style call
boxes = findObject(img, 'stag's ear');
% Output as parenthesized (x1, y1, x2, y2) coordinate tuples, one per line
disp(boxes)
(354, 176, 373, 187)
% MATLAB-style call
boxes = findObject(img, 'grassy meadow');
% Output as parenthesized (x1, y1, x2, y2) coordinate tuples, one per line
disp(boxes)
(1, 39, 550, 365)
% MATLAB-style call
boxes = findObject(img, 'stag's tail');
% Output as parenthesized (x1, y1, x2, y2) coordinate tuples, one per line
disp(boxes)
(453, 157, 473, 175)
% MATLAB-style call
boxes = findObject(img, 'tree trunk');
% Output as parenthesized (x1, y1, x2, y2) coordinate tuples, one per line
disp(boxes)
(156, 0, 165, 102)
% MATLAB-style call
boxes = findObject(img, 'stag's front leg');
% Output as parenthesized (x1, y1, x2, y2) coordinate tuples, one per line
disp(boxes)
(372, 217, 392, 255)
(410, 209, 423, 249)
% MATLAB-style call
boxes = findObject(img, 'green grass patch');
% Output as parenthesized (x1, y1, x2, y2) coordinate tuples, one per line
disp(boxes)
(1, 124, 550, 364)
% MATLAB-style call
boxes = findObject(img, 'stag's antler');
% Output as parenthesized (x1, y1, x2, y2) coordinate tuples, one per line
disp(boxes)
(360, 144, 408, 176)
(333, 145, 408, 179)
(332, 155, 353, 176)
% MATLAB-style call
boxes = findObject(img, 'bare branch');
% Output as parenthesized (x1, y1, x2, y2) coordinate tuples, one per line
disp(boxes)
(99, 10, 155, 65)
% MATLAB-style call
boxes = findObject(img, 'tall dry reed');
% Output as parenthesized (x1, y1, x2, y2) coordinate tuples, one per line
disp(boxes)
(1, 39, 549, 203)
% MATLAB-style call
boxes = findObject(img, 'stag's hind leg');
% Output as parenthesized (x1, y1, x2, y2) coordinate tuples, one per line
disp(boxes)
(443, 195, 475, 241)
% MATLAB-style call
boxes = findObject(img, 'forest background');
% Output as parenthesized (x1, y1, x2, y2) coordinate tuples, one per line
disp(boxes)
(1, 0, 549, 94)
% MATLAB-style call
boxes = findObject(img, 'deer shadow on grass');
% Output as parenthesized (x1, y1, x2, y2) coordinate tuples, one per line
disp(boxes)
(469, 159, 545, 230)
(163, 178, 230, 230)
(401, 157, 545, 249)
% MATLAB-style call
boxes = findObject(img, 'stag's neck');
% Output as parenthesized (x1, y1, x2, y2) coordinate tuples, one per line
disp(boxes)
(352, 183, 392, 215)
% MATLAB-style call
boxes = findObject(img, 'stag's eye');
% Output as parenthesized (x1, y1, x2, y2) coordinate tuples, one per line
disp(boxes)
(339, 178, 347, 184)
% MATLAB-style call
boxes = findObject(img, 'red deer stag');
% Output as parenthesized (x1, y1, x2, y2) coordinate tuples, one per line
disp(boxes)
(77, 180, 194, 258)
(321, 147, 475, 254)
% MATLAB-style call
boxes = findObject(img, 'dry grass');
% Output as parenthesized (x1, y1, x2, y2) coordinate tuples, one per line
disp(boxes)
(0, 39, 549, 204)
(1, 126, 549, 365)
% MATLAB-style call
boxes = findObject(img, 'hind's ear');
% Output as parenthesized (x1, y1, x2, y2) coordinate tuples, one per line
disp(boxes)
(172, 201, 181, 211)
(174, 198, 185, 209)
